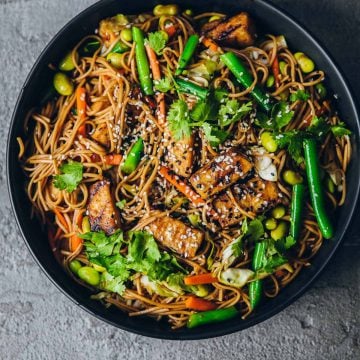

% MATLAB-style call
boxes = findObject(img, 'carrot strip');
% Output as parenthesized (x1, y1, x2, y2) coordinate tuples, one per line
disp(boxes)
(145, 44, 166, 125)
(76, 87, 87, 137)
(164, 24, 177, 38)
(271, 56, 280, 88)
(53, 208, 69, 232)
(104, 154, 123, 165)
(184, 273, 218, 285)
(185, 296, 217, 311)
(70, 211, 83, 252)
(159, 166, 206, 207)
(202, 37, 220, 53)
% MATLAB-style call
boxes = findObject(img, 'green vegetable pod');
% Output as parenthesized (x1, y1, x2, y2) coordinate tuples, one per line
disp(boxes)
(106, 52, 123, 69)
(132, 27, 154, 95)
(270, 221, 288, 240)
(187, 306, 238, 329)
(59, 51, 76, 71)
(69, 260, 82, 275)
(175, 34, 200, 75)
(220, 52, 272, 112)
(175, 78, 209, 100)
(290, 184, 305, 241)
(249, 242, 266, 310)
(303, 138, 334, 239)
(121, 138, 144, 174)
(112, 41, 130, 54)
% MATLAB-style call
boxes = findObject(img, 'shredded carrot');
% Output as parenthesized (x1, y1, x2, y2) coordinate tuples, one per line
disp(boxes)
(53, 208, 69, 232)
(70, 211, 83, 252)
(164, 24, 177, 38)
(184, 273, 218, 285)
(76, 87, 87, 137)
(185, 296, 217, 311)
(145, 44, 166, 125)
(271, 56, 280, 88)
(104, 154, 123, 165)
(202, 37, 220, 53)
(159, 166, 206, 207)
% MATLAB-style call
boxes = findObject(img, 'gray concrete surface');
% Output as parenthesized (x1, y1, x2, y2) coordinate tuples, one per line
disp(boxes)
(0, 0, 359, 359)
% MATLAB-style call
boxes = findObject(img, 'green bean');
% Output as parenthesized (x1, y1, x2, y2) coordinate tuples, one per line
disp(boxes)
(249, 242, 266, 309)
(69, 260, 82, 275)
(290, 184, 305, 241)
(132, 27, 154, 95)
(175, 78, 209, 100)
(303, 138, 334, 239)
(112, 41, 130, 54)
(78, 266, 100, 286)
(220, 52, 272, 112)
(53, 72, 74, 96)
(59, 51, 76, 71)
(175, 34, 200, 75)
(121, 138, 144, 174)
(187, 306, 238, 328)
(79, 40, 100, 56)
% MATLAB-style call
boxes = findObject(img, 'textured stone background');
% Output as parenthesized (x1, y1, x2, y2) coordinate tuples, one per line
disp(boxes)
(1, 0, 359, 359)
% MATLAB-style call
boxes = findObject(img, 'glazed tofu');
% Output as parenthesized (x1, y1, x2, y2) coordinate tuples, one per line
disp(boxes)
(189, 146, 253, 199)
(165, 129, 194, 178)
(147, 216, 204, 258)
(201, 12, 256, 48)
(87, 180, 121, 235)
(213, 179, 281, 227)
(91, 123, 110, 148)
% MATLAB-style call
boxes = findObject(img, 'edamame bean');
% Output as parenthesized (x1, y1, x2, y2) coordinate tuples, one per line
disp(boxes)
(120, 28, 133, 42)
(279, 61, 287, 75)
(260, 131, 278, 153)
(283, 170, 303, 185)
(294, 52, 315, 73)
(59, 51, 76, 71)
(82, 216, 91, 233)
(78, 266, 100, 286)
(266, 75, 275, 88)
(106, 53, 123, 69)
(184, 9, 193, 16)
(315, 83, 327, 99)
(53, 72, 74, 96)
(69, 260, 82, 275)
(115, 14, 129, 25)
(271, 205, 286, 219)
(92, 263, 106, 273)
(153, 4, 179, 16)
(265, 218, 277, 230)
(270, 221, 288, 240)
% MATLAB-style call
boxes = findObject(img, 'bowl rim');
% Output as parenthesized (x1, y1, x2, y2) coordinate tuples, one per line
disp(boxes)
(6, 0, 360, 340)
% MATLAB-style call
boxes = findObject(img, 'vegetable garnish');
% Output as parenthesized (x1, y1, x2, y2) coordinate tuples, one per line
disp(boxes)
(185, 296, 217, 311)
(184, 273, 218, 285)
(187, 306, 238, 328)
(53, 161, 83, 193)
(146, 30, 168, 55)
(175, 34, 200, 75)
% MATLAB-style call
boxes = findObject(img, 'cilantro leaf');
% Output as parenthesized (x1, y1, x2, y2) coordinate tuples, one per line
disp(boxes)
(290, 90, 310, 102)
(100, 271, 126, 295)
(272, 102, 294, 129)
(53, 161, 83, 193)
(116, 199, 126, 209)
(154, 77, 173, 93)
(146, 31, 167, 55)
(275, 130, 307, 164)
(246, 217, 265, 242)
(202, 123, 229, 147)
(331, 123, 351, 136)
(167, 99, 192, 140)
(128, 231, 161, 263)
(218, 99, 252, 127)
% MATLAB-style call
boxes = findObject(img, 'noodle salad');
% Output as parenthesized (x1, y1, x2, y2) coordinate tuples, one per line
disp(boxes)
(18, 4, 351, 329)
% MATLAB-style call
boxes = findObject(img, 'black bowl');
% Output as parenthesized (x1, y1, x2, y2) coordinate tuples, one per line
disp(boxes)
(7, 0, 360, 339)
